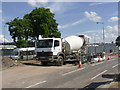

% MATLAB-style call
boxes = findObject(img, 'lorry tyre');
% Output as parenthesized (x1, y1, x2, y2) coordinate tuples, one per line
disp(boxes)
(56, 56, 64, 66)
(41, 61, 48, 66)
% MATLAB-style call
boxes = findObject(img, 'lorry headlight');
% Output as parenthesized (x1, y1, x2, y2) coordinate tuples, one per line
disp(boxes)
(49, 52, 53, 55)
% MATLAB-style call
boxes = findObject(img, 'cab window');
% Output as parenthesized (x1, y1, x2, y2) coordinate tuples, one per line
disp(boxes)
(54, 40, 59, 47)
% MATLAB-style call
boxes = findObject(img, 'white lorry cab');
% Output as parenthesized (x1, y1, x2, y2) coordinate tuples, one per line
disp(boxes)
(35, 35, 85, 66)
(11, 47, 36, 60)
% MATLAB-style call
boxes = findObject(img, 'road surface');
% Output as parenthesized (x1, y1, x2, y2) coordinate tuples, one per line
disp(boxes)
(2, 55, 119, 89)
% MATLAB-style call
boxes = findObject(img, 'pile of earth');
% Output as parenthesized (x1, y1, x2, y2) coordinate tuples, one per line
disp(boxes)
(2, 56, 15, 70)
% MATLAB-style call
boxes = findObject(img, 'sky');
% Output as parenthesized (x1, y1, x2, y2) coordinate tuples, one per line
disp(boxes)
(0, 1, 119, 43)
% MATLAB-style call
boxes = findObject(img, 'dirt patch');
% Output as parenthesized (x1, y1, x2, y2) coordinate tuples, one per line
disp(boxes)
(2, 56, 14, 70)
(2, 56, 23, 70)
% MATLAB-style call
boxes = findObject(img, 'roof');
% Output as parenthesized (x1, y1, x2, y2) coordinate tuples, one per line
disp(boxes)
(13, 47, 35, 51)
(39, 38, 61, 40)
(0, 45, 16, 49)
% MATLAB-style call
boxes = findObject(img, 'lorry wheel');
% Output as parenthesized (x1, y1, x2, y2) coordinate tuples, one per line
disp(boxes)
(56, 56, 64, 66)
(41, 62, 48, 66)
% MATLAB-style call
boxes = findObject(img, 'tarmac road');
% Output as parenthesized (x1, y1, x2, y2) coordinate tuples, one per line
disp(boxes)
(2, 55, 119, 89)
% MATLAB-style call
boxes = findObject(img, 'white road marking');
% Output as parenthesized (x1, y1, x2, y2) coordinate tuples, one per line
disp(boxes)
(91, 70, 107, 80)
(91, 62, 104, 66)
(25, 80, 46, 88)
(62, 67, 85, 76)
(112, 64, 119, 68)
(108, 59, 115, 61)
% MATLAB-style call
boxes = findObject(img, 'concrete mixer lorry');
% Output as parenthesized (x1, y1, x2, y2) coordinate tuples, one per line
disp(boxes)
(35, 35, 85, 66)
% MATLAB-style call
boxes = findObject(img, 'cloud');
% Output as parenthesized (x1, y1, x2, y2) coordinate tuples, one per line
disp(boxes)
(84, 11, 102, 22)
(84, 35, 91, 39)
(58, 25, 69, 29)
(27, 1, 65, 14)
(106, 25, 113, 32)
(77, 30, 102, 43)
(113, 25, 118, 31)
(27, 0, 48, 7)
(90, 3, 105, 6)
(80, 24, 118, 43)
(104, 32, 117, 42)
(82, 30, 100, 34)
(102, 25, 118, 42)
(47, 3, 65, 13)
(108, 17, 118, 22)
(71, 18, 86, 26)
(84, 35, 92, 43)
(27, 0, 36, 7)
(92, 34, 101, 40)
(0, 35, 9, 43)
(58, 18, 86, 29)
(89, 2, 110, 6)
(106, 25, 118, 32)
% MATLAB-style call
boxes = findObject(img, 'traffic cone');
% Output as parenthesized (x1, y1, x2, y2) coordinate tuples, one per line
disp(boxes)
(98, 60, 101, 62)
(107, 56, 110, 60)
(79, 59, 82, 68)
(98, 55, 101, 62)
(98, 58, 101, 62)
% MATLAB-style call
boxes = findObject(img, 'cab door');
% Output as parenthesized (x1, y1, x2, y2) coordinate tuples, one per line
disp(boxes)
(53, 40, 62, 55)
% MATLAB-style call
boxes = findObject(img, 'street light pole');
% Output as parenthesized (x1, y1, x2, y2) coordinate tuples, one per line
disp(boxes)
(96, 22, 105, 52)
(102, 23, 105, 44)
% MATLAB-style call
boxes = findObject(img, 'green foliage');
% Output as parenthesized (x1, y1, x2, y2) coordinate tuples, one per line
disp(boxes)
(16, 40, 27, 48)
(116, 36, 120, 46)
(6, 18, 25, 42)
(6, 7, 61, 48)
(24, 7, 61, 39)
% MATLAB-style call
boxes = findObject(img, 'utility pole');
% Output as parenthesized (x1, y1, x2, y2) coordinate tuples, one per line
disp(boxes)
(95, 34, 96, 54)
(96, 22, 105, 52)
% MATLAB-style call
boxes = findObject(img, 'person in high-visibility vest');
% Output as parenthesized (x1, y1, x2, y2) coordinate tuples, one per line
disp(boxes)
(97, 54, 101, 58)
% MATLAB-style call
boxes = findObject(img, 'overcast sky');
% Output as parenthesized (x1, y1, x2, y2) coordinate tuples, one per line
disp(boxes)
(0, 1, 119, 43)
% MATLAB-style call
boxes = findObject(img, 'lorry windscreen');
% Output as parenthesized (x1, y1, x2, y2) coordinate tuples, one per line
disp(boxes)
(37, 39, 53, 48)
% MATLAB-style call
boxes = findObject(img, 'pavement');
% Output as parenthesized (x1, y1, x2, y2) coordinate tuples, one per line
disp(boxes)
(2, 55, 119, 89)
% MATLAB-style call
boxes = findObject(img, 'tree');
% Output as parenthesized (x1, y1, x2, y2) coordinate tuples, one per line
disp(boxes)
(116, 36, 120, 46)
(6, 18, 25, 42)
(6, 7, 61, 48)
(23, 14, 33, 40)
(24, 7, 61, 39)
(16, 40, 27, 48)
(6, 18, 30, 48)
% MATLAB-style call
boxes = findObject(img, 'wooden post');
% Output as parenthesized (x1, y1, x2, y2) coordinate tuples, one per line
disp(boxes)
(27, 49, 28, 61)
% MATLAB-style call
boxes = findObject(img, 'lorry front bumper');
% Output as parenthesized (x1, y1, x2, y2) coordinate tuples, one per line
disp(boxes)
(36, 56, 57, 62)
